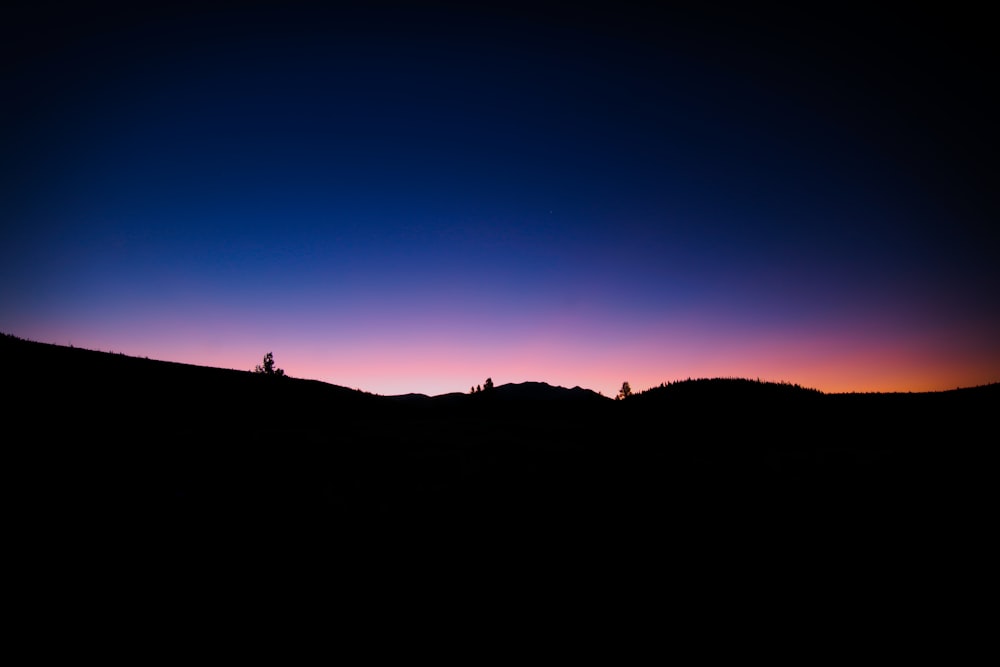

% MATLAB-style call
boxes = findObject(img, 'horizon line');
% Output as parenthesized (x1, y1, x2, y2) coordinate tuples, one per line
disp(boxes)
(6, 331, 998, 397)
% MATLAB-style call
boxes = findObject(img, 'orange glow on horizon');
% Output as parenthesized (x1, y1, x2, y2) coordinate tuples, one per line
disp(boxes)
(11, 320, 998, 398)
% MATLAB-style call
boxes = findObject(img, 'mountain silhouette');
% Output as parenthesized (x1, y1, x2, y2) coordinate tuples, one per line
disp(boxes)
(490, 381, 608, 402)
(6, 331, 994, 568)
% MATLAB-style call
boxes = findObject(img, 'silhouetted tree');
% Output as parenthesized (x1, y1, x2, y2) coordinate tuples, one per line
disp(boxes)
(484, 377, 494, 391)
(254, 352, 284, 377)
(617, 381, 631, 400)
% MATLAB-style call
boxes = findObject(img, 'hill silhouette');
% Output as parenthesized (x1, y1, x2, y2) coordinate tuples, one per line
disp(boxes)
(7, 332, 994, 565)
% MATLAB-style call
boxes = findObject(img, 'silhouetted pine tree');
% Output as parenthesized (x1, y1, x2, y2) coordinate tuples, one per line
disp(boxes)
(617, 381, 631, 400)
(253, 352, 284, 377)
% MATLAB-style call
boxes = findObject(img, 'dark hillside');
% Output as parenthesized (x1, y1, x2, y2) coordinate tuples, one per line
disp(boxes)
(7, 333, 994, 570)
(6, 334, 617, 527)
(623, 377, 994, 511)
(626, 376, 995, 446)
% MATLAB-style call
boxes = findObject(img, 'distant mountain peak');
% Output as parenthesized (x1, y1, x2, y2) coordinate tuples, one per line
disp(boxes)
(492, 381, 609, 401)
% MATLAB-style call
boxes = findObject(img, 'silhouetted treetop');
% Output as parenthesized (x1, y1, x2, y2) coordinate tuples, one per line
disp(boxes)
(617, 381, 632, 400)
(253, 352, 284, 377)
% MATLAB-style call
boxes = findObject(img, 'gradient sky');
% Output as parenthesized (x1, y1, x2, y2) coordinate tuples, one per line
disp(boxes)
(3, 1, 998, 396)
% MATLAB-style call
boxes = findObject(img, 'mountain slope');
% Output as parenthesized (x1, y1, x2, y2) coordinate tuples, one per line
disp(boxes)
(6, 332, 994, 546)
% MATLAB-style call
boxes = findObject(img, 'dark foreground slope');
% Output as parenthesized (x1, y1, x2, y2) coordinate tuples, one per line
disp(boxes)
(8, 334, 996, 562)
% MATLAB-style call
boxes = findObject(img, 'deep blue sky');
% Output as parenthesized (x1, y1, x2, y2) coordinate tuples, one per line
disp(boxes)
(3, 1, 997, 395)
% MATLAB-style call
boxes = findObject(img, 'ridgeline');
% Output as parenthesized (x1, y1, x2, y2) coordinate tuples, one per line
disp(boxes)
(7, 332, 995, 546)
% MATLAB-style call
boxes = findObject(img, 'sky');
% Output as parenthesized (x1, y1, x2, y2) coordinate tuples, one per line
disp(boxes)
(3, 1, 998, 396)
